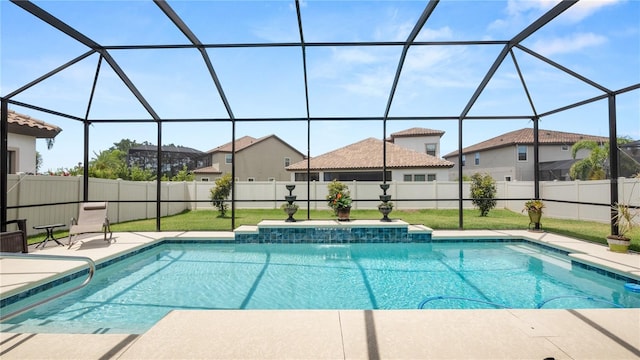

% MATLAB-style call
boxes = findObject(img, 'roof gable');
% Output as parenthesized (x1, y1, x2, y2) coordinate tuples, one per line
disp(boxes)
(207, 134, 304, 157)
(443, 128, 609, 158)
(287, 138, 453, 170)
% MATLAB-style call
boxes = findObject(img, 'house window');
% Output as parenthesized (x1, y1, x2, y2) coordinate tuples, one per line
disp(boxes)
(425, 143, 437, 156)
(201, 177, 210, 182)
(7, 150, 16, 174)
(504, 176, 512, 182)
(461, 154, 466, 166)
(414, 174, 426, 182)
(225, 154, 232, 164)
(517, 145, 527, 161)
(427, 174, 436, 182)
(404, 174, 412, 182)
(561, 145, 569, 151)
(295, 172, 319, 181)
(284, 157, 290, 167)
(475, 152, 480, 165)
(247, 177, 255, 182)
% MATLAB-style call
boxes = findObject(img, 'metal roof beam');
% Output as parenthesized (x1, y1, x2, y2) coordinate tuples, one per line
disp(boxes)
(510, 0, 578, 46)
(459, 0, 578, 119)
(5, 50, 96, 99)
(100, 51, 160, 121)
(515, 44, 612, 94)
(154, 0, 235, 120)
(10, 0, 102, 50)
(383, 0, 439, 119)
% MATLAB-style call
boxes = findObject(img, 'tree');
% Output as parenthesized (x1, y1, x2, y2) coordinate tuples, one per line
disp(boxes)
(210, 173, 232, 217)
(470, 173, 497, 217)
(129, 165, 155, 181)
(35, 151, 42, 173)
(569, 138, 634, 180)
(570, 140, 608, 180)
(171, 165, 195, 182)
(88, 149, 128, 179)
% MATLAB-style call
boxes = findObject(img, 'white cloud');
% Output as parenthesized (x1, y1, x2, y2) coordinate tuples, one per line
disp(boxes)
(532, 32, 607, 56)
(333, 48, 380, 64)
(562, 0, 622, 22)
(489, 0, 559, 32)
(342, 70, 393, 97)
(416, 26, 454, 41)
(488, 0, 622, 34)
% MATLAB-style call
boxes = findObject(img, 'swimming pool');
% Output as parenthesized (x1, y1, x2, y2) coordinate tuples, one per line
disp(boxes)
(2, 241, 639, 334)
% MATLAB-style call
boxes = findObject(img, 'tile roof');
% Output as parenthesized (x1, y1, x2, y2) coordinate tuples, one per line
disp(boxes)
(207, 135, 261, 153)
(443, 128, 609, 158)
(206, 134, 304, 157)
(390, 127, 445, 138)
(5, 110, 61, 138)
(193, 165, 221, 174)
(130, 145, 204, 154)
(286, 138, 453, 170)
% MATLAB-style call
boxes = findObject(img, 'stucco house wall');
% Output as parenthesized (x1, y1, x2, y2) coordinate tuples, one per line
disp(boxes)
(8, 133, 36, 174)
(201, 135, 304, 182)
(235, 137, 304, 181)
(392, 135, 442, 157)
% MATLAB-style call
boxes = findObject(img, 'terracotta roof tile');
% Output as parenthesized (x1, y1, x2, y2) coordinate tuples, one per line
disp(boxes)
(205, 134, 304, 157)
(443, 128, 609, 157)
(390, 127, 445, 138)
(5, 110, 61, 138)
(206, 135, 260, 153)
(287, 138, 453, 170)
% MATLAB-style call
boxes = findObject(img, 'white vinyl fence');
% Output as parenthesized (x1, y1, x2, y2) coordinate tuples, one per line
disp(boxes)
(4, 174, 639, 236)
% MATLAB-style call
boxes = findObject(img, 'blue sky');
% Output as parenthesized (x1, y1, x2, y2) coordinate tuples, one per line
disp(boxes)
(1, 0, 639, 173)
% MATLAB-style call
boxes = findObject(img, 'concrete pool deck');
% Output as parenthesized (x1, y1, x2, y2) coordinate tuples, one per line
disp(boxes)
(1, 228, 639, 359)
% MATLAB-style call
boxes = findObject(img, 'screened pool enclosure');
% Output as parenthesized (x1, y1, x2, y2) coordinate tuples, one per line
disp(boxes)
(1, 0, 639, 232)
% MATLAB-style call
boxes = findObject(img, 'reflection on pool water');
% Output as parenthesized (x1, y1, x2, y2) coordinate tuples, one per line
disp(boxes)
(2, 241, 639, 334)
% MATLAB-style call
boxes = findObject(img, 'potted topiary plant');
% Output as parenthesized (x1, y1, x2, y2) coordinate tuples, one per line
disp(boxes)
(523, 199, 545, 231)
(607, 202, 637, 253)
(326, 180, 352, 221)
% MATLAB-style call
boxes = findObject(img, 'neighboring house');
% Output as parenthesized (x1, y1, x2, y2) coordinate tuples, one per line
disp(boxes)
(194, 135, 305, 182)
(286, 137, 454, 182)
(127, 145, 207, 178)
(388, 127, 445, 158)
(442, 128, 609, 181)
(4, 110, 61, 174)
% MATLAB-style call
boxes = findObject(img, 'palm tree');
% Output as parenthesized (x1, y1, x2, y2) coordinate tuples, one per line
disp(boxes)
(569, 139, 608, 180)
(570, 138, 634, 180)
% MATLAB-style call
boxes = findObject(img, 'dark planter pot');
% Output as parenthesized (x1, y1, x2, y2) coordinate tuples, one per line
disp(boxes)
(379, 205, 392, 222)
(337, 207, 351, 221)
(284, 206, 298, 222)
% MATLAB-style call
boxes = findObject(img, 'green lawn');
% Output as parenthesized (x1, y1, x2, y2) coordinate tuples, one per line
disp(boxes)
(31, 208, 640, 252)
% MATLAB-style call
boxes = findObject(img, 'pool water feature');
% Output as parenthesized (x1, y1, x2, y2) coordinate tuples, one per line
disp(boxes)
(2, 241, 639, 334)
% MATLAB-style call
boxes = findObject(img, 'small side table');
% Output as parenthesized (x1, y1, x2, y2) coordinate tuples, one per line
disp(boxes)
(33, 224, 66, 248)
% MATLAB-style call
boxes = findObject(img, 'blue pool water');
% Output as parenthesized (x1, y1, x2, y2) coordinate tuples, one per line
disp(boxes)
(2, 241, 639, 334)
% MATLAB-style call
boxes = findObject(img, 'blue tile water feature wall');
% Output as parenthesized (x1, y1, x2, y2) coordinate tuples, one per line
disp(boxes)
(234, 225, 431, 244)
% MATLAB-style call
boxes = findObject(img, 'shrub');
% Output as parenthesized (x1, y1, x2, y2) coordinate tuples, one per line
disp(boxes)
(326, 180, 352, 214)
(470, 173, 497, 217)
(210, 173, 232, 217)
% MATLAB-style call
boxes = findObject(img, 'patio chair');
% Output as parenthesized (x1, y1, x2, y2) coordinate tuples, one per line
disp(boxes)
(0, 219, 28, 253)
(68, 202, 113, 249)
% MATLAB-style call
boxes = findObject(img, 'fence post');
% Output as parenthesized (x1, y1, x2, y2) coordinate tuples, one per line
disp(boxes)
(352, 180, 357, 210)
